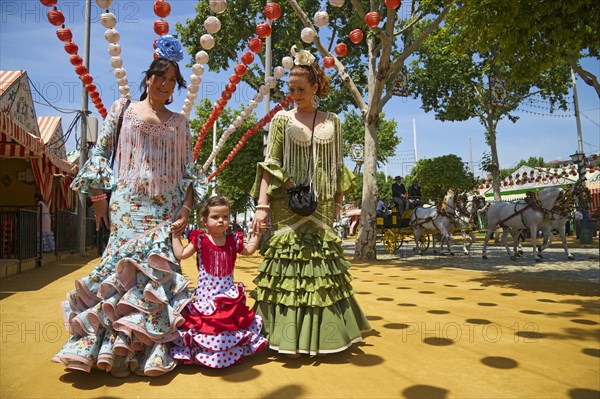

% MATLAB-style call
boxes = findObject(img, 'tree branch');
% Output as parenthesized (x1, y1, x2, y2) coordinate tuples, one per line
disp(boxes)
(569, 59, 600, 98)
(349, 0, 391, 46)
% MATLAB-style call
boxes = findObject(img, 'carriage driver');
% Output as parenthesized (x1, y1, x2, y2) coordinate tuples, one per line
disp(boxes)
(392, 176, 407, 214)
(408, 179, 422, 209)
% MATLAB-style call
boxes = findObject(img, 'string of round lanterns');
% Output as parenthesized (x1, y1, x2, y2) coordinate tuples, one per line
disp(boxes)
(153, 0, 171, 44)
(207, 95, 292, 181)
(40, 0, 108, 118)
(99, 2, 131, 102)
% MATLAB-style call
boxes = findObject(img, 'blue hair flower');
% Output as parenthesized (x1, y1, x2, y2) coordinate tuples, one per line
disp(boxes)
(154, 35, 184, 62)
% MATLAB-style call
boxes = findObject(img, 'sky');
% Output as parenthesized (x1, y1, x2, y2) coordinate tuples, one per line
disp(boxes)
(1, 0, 599, 180)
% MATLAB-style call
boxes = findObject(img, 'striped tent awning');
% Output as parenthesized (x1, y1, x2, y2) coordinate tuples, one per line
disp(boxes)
(0, 112, 78, 176)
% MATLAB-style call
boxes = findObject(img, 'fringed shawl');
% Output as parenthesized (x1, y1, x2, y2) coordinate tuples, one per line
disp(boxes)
(114, 103, 190, 197)
(279, 111, 342, 200)
(191, 230, 243, 277)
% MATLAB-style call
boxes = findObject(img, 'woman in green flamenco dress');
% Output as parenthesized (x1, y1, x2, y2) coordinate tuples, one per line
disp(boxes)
(250, 49, 370, 356)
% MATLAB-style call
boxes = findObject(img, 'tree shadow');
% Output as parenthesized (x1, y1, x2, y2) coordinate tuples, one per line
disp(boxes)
(468, 272, 600, 297)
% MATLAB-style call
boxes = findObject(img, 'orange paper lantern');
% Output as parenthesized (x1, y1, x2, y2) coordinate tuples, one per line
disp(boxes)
(385, 0, 400, 9)
(256, 22, 272, 38)
(248, 37, 263, 53)
(323, 56, 335, 68)
(81, 74, 93, 85)
(153, 20, 169, 36)
(365, 11, 380, 28)
(56, 27, 72, 42)
(264, 3, 281, 20)
(334, 43, 348, 57)
(47, 9, 65, 26)
(153, 0, 171, 18)
(40, 0, 58, 6)
(69, 54, 83, 66)
(241, 51, 255, 65)
(64, 41, 78, 54)
(234, 64, 247, 76)
(349, 28, 363, 44)
(229, 74, 241, 84)
(75, 64, 88, 75)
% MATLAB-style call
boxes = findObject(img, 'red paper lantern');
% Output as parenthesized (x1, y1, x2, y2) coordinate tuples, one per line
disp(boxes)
(241, 51, 254, 65)
(256, 22, 272, 38)
(153, 0, 171, 18)
(56, 27, 72, 42)
(81, 74, 93, 85)
(92, 98, 103, 106)
(69, 54, 83, 66)
(323, 56, 335, 68)
(349, 29, 363, 44)
(365, 11, 380, 28)
(153, 20, 169, 35)
(248, 37, 263, 53)
(385, 0, 400, 9)
(281, 99, 290, 108)
(75, 64, 88, 75)
(334, 43, 348, 57)
(229, 74, 241, 84)
(221, 90, 232, 100)
(89, 91, 100, 100)
(64, 41, 78, 54)
(47, 9, 65, 26)
(40, 0, 58, 6)
(264, 3, 281, 20)
(225, 83, 237, 93)
(234, 64, 247, 76)
(217, 98, 227, 106)
(153, 38, 159, 50)
(85, 83, 96, 91)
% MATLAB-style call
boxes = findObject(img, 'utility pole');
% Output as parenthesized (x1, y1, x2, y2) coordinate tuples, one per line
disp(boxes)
(469, 136, 474, 175)
(77, 0, 91, 255)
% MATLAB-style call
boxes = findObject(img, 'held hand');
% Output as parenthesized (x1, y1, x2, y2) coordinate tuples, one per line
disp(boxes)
(252, 209, 269, 234)
(93, 199, 110, 232)
(172, 208, 189, 236)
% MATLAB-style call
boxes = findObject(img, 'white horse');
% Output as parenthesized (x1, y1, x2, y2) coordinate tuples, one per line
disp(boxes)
(451, 192, 487, 255)
(410, 191, 456, 254)
(482, 187, 564, 261)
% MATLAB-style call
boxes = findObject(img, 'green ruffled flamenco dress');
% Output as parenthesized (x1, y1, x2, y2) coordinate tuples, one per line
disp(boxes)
(250, 111, 370, 355)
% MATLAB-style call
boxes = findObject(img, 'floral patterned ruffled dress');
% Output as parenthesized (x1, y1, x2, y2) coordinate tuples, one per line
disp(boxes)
(52, 98, 207, 377)
(250, 110, 370, 355)
(170, 230, 267, 368)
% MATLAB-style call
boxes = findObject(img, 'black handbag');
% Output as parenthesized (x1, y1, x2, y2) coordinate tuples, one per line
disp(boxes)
(287, 110, 318, 217)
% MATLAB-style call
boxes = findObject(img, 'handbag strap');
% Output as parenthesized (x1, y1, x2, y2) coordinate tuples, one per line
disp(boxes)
(111, 99, 131, 169)
(305, 109, 318, 181)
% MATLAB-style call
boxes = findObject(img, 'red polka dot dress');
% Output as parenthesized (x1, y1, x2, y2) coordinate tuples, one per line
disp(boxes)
(170, 230, 267, 368)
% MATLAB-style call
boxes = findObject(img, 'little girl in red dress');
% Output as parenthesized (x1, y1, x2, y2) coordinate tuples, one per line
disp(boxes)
(170, 195, 267, 368)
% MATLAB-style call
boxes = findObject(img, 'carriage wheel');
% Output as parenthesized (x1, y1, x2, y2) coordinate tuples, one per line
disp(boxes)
(383, 230, 397, 254)
(418, 234, 430, 252)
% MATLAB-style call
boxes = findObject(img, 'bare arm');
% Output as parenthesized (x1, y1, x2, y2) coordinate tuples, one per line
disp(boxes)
(172, 233, 196, 260)
(252, 170, 272, 235)
(241, 232, 262, 256)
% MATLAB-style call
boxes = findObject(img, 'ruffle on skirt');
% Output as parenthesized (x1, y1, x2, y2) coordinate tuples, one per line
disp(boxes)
(251, 223, 370, 355)
(52, 225, 192, 377)
(170, 283, 267, 368)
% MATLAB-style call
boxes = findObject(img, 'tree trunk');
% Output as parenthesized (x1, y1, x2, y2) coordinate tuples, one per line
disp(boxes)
(354, 119, 379, 260)
(488, 125, 502, 201)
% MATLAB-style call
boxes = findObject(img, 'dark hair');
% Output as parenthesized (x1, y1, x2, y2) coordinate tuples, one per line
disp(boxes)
(395, 176, 402, 180)
(34, 192, 43, 201)
(200, 195, 230, 221)
(139, 58, 186, 104)
(290, 63, 330, 98)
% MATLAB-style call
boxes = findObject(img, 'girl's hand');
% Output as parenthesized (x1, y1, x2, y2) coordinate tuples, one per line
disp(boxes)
(93, 199, 110, 231)
(252, 209, 269, 234)
(172, 207, 189, 236)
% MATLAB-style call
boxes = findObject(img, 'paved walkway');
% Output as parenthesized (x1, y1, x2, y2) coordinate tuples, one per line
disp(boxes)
(1, 239, 598, 399)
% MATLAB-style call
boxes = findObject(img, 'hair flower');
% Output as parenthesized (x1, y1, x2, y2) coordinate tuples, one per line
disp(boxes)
(294, 49, 315, 66)
(155, 35, 184, 62)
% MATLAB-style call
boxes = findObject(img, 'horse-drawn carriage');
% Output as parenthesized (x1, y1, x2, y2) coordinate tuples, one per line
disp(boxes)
(377, 209, 431, 254)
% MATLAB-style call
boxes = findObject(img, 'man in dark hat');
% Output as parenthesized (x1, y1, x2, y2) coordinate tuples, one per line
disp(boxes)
(391, 176, 407, 214)
(408, 179, 422, 209)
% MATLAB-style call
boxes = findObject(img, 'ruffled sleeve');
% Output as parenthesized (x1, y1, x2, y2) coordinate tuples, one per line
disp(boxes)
(233, 230, 244, 254)
(70, 98, 127, 194)
(338, 165, 356, 195)
(250, 111, 290, 200)
(188, 229, 202, 250)
(179, 119, 210, 208)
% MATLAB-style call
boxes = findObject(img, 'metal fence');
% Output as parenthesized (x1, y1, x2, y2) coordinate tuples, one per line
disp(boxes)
(0, 206, 39, 262)
(55, 209, 78, 254)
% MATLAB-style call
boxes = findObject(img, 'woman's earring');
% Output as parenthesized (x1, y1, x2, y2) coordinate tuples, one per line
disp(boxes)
(168, 95, 174, 104)
(312, 94, 320, 109)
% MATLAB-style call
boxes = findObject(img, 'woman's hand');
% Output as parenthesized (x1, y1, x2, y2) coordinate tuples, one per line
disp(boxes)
(252, 209, 269, 234)
(172, 207, 189, 236)
(93, 199, 110, 232)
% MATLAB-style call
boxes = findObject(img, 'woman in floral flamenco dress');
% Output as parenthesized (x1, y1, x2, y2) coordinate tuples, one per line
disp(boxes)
(170, 195, 267, 368)
(52, 37, 207, 377)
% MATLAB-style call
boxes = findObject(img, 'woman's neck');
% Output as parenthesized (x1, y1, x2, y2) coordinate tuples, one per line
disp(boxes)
(144, 97, 167, 113)
(296, 106, 316, 114)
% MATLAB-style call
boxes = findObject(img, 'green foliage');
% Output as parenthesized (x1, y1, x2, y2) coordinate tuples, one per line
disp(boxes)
(341, 109, 400, 165)
(404, 154, 477, 201)
(189, 99, 262, 214)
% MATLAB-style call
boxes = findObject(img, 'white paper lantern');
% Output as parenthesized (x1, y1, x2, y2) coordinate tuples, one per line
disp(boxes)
(272, 66, 285, 79)
(96, 0, 113, 9)
(248, 100, 257, 109)
(117, 77, 128, 86)
(182, 104, 192, 113)
(192, 64, 204, 75)
(253, 93, 263, 102)
(281, 56, 294, 69)
(110, 56, 122, 68)
(186, 92, 198, 101)
(190, 74, 202, 85)
(200, 34, 215, 50)
(107, 43, 121, 56)
(227, 125, 236, 133)
(259, 85, 270, 95)
(195, 51, 209, 64)
(233, 116, 243, 128)
(209, 0, 227, 14)
(301, 27, 316, 43)
(313, 11, 329, 27)
(329, 0, 344, 7)
(114, 68, 126, 78)
(204, 16, 221, 34)
(187, 84, 199, 94)
(100, 13, 116, 29)
(184, 99, 192, 106)
(104, 28, 120, 43)
(118, 85, 129, 94)
(265, 76, 277, 88)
